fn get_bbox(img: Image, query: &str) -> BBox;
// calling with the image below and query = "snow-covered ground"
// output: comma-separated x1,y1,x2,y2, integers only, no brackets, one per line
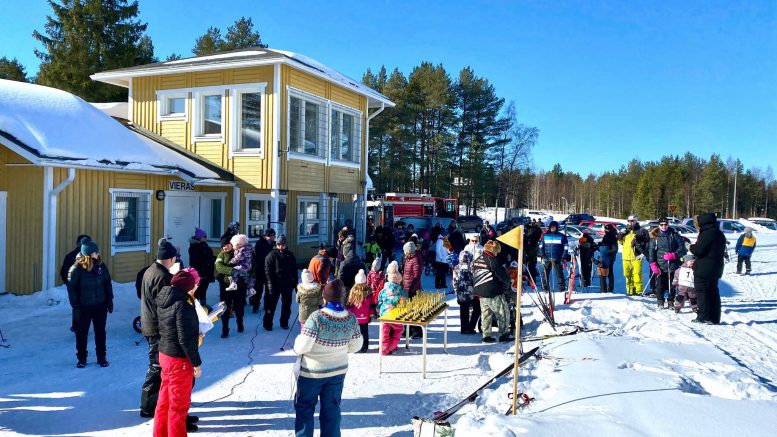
2,235,777,436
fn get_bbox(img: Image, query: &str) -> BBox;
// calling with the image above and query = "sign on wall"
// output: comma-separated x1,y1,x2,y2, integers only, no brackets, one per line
168,181,196,191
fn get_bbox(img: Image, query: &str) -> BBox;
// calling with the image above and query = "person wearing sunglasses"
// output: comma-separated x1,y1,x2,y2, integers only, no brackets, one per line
648,217,687,309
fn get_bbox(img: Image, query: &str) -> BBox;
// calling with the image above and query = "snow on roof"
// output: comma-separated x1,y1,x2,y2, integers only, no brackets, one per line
90,102,128,119
0,80,217,179
270,49,394,107
165,50,267,64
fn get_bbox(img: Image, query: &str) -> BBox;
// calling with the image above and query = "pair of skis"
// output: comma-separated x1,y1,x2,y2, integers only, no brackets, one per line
563,254,578,304
524,264,556,330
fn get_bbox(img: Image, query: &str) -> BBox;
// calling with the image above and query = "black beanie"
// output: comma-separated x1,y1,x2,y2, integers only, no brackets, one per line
157,238,177,260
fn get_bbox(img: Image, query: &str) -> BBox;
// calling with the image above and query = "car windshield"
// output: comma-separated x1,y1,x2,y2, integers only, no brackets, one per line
560,226,583,238
399,217,430,232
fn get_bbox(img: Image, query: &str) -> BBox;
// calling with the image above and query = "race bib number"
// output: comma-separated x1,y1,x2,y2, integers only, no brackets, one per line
678,267,694,288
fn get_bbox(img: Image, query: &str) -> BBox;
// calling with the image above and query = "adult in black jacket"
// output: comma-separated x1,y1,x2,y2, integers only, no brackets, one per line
689,213,727,324
67,240,112,368
377,225,395,270
524,223,542,282
576,230,597,288
648,218,687,308
188,228,215,305
154,269,203,436
264,235,298,330
61,234,91,332
472,240,512,343
214,238,247,337
337,236,362,290
250,228,276,313
139,238,177,417
599,225,619,293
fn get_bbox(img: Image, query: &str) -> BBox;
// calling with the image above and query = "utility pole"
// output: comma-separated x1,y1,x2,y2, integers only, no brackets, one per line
732,165,738,219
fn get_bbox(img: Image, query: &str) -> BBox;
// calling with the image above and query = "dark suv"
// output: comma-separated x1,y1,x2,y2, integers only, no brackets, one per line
563,213,595,225
457,215,484,232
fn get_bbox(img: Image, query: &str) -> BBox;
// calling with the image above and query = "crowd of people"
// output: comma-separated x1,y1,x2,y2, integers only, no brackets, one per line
57,210,743,435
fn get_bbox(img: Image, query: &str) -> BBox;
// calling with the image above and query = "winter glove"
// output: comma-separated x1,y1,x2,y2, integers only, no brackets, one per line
663,252,676,261
107,301,113,314
72,306,80,322
636,254,645,261
650,262,661,275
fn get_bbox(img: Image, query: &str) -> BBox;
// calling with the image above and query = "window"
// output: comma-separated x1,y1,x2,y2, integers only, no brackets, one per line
199,194,226,244
246,195,271,241
229,84,266,155
298,197,321,241
330,106,361,163
158,91,187,120
194,90,224,140
288,90,327,158
110,189,151,253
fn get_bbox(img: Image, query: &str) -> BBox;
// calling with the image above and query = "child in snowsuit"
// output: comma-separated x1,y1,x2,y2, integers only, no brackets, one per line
296,269,323,325
366,258,385,317
454,251,480,334
227,234,255,295
346,269,372,353
377,261,407,355
735,227,757,275
672,255,698,313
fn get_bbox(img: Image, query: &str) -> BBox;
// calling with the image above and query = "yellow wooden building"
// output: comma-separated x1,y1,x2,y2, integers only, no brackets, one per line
0,48,393,294
91,48,394,266
0,79,231,294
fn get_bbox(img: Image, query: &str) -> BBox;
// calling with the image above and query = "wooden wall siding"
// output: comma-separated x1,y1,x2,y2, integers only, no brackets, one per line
329,166,360,194
0,147,7,191
287,160,325,192
54,169,171,287
330,84,362,110
132,66,276,190
6,166,43,293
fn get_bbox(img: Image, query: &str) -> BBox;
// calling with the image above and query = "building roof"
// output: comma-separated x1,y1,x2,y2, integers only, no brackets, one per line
91,47,394,109
0,79,219,180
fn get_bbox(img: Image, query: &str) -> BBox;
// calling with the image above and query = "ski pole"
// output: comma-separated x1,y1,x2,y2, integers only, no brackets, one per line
280,311,300,351
134,334,145,346
642,272,655,296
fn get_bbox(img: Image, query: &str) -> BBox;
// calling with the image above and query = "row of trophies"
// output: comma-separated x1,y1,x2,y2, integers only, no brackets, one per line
392,291,447,323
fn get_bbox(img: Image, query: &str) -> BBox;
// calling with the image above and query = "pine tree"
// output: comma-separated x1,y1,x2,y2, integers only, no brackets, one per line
0,57,28,82
33,0,154,102
192,17,267,56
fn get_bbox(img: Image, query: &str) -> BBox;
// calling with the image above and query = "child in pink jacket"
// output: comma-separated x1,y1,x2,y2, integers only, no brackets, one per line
366,258,385,317
346,269,371,353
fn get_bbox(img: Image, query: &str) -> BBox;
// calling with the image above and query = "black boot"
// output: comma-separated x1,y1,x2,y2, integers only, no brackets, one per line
657,299,665,309
221,328,229,338
237,319,244,333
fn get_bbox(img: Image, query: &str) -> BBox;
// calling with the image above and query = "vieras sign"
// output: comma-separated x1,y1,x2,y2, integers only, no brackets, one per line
168,180,196,191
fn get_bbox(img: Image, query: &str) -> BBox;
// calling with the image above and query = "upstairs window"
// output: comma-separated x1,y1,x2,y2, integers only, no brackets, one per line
157,91,187,120
230,84,266,155
194,90,224,141
330,106,362,164
289,90,327,159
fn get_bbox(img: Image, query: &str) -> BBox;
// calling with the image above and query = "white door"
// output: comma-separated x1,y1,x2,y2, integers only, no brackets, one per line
164,193,199,266
0,192,6,293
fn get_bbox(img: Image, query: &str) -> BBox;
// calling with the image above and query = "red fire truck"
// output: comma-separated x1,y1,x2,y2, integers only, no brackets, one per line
368,193,458,227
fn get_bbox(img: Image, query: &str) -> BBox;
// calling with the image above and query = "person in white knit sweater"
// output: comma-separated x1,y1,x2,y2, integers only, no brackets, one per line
293,279,362,437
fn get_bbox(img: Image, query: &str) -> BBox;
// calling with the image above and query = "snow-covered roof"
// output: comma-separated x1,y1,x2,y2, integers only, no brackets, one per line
90,102,129,119
91,47,394,109
0,79,218,180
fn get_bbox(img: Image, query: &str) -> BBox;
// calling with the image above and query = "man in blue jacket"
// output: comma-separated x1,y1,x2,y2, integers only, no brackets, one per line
539,221,571,291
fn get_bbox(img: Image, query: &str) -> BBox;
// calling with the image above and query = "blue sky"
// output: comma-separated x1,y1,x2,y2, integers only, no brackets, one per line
1,0,775,175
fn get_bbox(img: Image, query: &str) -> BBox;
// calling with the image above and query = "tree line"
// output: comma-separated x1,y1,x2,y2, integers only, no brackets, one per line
531,155,775,220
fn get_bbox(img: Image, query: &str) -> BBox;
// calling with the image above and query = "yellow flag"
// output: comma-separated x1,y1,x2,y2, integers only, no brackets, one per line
497,225,524,249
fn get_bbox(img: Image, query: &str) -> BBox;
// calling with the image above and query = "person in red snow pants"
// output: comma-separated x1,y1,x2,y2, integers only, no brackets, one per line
154,353,194,437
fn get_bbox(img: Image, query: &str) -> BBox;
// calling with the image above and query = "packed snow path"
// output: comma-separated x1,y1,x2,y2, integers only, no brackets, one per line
1,236,776,436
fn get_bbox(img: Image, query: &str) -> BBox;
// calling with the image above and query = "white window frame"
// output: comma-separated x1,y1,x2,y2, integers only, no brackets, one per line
287,87,328,164
157,89,188,121
246,193,272,242
229,83,267,158
192,86,227,143
297,195,322,243
109,188,152,255
200,192,227,248
329,102,362,168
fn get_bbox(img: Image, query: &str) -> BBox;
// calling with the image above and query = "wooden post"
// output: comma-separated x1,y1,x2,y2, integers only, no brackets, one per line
511,226,524,415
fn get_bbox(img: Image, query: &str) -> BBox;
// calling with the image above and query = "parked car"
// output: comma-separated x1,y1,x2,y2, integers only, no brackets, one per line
719,219,746,234
495,216,532,235
526,210,552,222
748,217,777,230
578,220,626,236
457,215,484,232
563,213,595,225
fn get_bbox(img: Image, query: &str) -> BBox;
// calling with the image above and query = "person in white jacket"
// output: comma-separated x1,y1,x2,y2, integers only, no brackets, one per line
293,279,362,437
434,231,452,289
463,234,484,263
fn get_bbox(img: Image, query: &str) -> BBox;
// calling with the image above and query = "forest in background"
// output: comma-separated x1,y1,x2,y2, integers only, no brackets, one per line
1,1,773,220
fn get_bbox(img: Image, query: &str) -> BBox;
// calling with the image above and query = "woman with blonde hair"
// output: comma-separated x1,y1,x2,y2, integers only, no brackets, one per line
67,240,113,368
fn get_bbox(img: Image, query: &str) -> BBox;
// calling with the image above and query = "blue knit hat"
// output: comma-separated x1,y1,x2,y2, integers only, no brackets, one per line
81,241,99,257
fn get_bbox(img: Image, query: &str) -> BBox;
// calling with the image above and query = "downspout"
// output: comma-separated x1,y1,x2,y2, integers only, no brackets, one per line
271,63,282,231
43,167,76,290
363,102,385,251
